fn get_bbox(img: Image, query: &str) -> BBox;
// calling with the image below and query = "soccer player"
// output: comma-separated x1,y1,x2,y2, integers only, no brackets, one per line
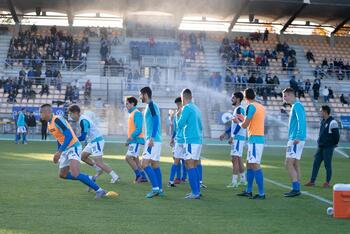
139,87,164,198
15,108,27,144
68,105,120,184
168,97,185,187
124,96,148,183
237,88,266,200
40,104,106,198
282,88,306,197
177,89,203,199
220,92,247,188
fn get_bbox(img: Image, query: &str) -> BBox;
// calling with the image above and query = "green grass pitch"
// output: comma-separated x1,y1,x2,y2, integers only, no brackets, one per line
0,140,349,234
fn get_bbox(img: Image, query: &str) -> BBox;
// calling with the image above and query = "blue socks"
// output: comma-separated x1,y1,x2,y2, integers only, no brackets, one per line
188,168,199,196
22,134,26,143
15,134,20,143
65,172,100,191
170,164,177,182
196,164,203,183
153,167,163,190
246,169,254,193
140,171,147,179
144,166,159,190
134,169,141,178
292,181,300,191
181,160,187,180
254,169,265,196
176,163,181,180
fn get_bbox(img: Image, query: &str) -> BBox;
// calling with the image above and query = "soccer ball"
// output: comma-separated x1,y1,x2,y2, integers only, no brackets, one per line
326,207,333,216
106,191,119,198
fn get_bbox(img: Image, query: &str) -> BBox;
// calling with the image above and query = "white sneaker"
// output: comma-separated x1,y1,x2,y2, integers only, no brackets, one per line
110,175,120,184
239,181,247,186
226,182,239,188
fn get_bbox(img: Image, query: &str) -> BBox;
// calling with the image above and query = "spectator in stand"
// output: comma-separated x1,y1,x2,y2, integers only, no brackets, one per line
322,86,329,103
305,79,311,93
328,87,334,99
340,94,349,106
263,28,269,42
40,84,49,96
65,85,73,102
312,80,320,101
56,72,62,92
306,50,316,62
7,90,17,103
84,79,92,101
149,35,155,47
289,76,299,94
322,58,328,68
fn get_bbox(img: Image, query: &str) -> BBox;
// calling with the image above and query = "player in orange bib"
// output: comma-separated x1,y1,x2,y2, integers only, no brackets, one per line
236,88,266,200
40,104,106,198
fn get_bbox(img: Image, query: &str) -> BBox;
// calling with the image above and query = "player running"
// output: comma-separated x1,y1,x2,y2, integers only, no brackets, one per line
139,87,164,198
282,88,306,197
40,104,106,198
177,89,203,199
220,92,247,188
68,105,120,184
124,96,148,183
15,108,28,144
237,88,266,200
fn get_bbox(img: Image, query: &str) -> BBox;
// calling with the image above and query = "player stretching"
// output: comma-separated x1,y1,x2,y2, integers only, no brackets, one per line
282,88,306,197
40,104,106,198
125,96,148,183
237,88,266,200
168,97,185,187
220,92,247,188
68,105,120,184
139,87,164,198
177,89,203,199
15,108,27,144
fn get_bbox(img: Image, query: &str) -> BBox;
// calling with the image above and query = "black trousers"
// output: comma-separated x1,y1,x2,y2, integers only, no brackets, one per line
41,127,47,140
310,147,335,183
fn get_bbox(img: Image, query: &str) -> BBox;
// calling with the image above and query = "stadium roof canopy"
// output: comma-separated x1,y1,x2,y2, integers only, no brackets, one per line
1,0,350,34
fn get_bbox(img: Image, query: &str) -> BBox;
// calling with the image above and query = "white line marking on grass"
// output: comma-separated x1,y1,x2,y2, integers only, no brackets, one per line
264,178,333,205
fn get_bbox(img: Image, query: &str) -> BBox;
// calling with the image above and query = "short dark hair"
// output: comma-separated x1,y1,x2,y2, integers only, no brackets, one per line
68,104,81,114
40,104,52,109
140,86,152,98
174,97,182,103
126,96,138,106
282,87,295,95
182,88,192,99
321,105,331,115
233,92,244,102
244,88,256,100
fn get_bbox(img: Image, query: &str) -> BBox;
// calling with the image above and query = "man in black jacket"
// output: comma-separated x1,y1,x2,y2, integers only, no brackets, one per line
305,105,340,188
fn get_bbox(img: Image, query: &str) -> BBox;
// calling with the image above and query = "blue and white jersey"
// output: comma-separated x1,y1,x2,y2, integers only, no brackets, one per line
173,114,185,144
177,101,203,144
78,114,104,143
231,105,246,140
17,112,26,127
288,100,307,141
144,101,162,142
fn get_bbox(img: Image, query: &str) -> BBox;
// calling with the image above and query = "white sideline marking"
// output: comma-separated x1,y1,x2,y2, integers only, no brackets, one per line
264,178,333,205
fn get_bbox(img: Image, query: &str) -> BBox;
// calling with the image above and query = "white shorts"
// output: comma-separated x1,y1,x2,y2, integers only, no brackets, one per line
184,144,202,161
59,146,82,169
82,140,104,157
17,126,27,133
247,143,264,164
230,139,245,157
142,140,161,161
173,143,185,159
126,143,142,158
286,140,305,160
